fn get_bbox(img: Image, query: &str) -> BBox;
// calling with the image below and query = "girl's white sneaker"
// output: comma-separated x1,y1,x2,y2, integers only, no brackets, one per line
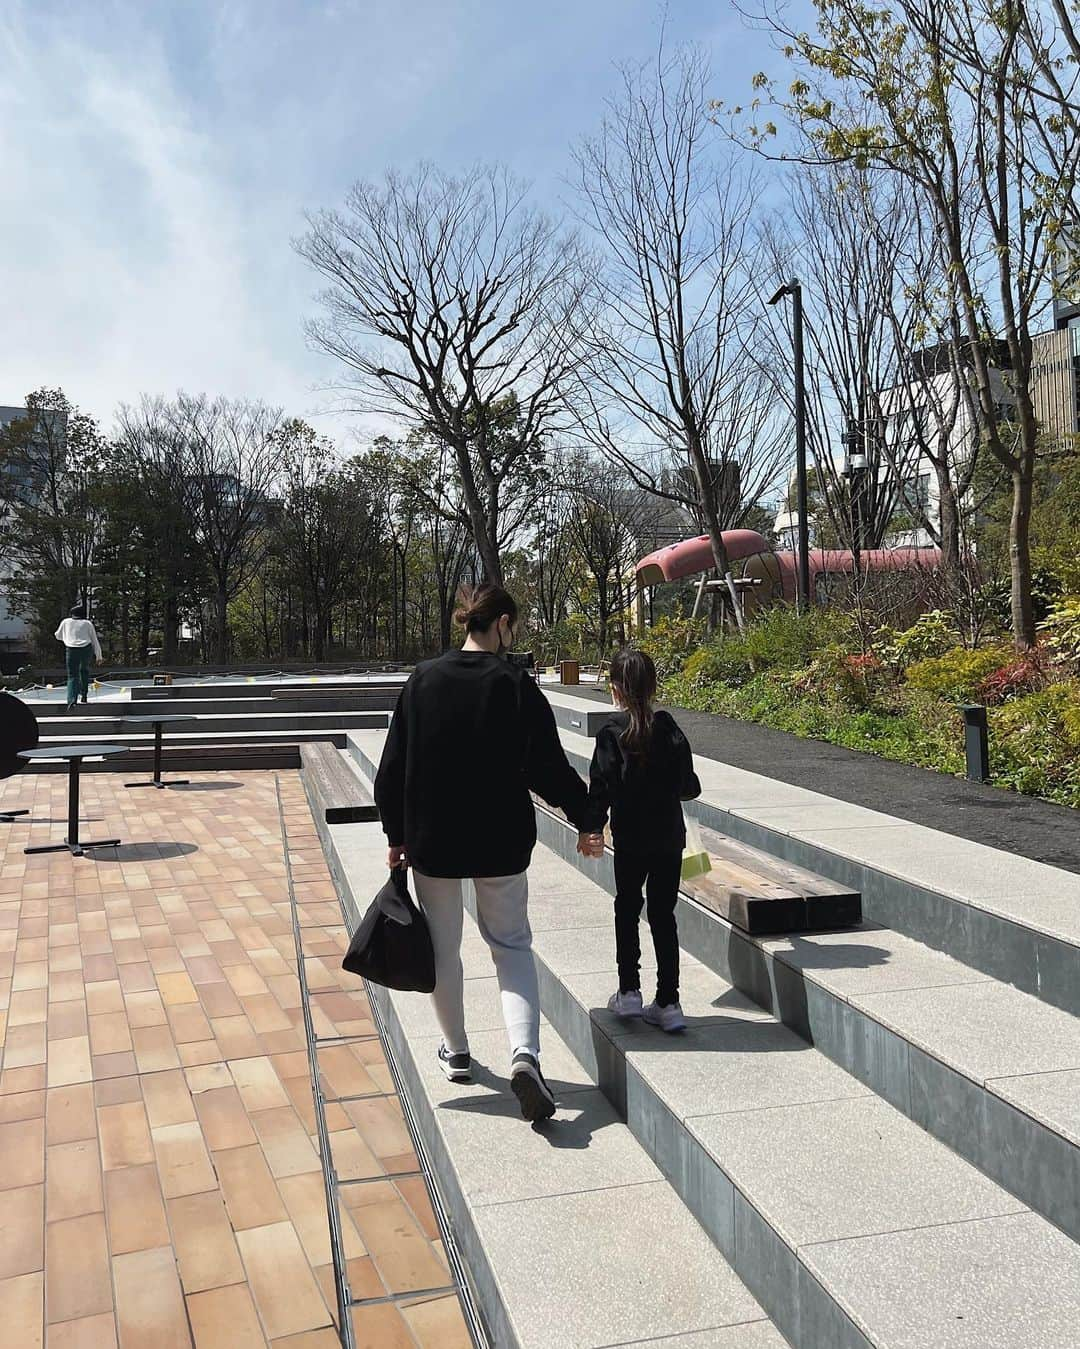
607,989,644,1018
643,1001,686,1032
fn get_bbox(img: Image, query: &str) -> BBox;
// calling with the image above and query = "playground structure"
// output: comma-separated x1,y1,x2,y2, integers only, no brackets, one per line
634,529,943,626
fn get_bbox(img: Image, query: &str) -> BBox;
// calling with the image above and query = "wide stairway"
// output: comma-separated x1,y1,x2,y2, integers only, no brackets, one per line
15,679,398,772
307,710,1080,1348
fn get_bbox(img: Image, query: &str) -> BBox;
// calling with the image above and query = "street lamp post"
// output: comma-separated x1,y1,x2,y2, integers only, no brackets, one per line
841,423,868,575
769,279,811,611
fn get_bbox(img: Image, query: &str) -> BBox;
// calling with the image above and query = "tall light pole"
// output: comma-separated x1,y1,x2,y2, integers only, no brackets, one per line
769,279,811,611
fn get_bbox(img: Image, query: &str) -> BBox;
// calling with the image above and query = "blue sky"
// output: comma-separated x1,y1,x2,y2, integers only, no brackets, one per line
0,1,792,438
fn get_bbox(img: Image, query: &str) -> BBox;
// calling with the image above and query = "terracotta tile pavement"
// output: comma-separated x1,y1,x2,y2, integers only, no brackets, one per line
0,770,471,1348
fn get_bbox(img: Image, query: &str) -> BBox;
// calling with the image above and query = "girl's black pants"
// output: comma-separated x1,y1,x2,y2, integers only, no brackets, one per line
613,847,681,1007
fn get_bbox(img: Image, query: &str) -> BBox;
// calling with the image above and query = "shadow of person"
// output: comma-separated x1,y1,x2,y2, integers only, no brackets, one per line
764,928,893,973
591,1007,812,1055
437,1059,614,1147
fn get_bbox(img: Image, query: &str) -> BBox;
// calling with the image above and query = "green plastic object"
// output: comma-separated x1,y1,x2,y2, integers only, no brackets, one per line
681,849,712,882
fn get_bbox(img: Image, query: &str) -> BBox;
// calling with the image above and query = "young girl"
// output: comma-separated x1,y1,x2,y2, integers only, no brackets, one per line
586,648,702,1032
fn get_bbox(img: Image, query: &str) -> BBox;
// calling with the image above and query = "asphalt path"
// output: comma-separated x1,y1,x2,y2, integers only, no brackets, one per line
558,683,1080,874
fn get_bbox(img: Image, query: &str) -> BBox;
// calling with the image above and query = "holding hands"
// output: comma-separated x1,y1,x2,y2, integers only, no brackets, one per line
577,831,604,859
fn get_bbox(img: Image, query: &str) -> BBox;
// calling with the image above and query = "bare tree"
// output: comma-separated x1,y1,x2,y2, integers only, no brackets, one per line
273,420,371,660
530,477,579,633
763,167,926,553
296,165,586,584
564,455,654,654
173,393,284,662
571,47,788,629
750,0,1080,646
114,396,204,662
1,389,106,645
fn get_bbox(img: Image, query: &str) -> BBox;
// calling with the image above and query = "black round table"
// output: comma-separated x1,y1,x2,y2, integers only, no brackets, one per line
19,743,127,856
121,714,199,789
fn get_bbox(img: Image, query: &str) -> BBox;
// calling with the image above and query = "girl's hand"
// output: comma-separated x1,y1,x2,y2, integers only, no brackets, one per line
577,832,604,858
388,845,408,869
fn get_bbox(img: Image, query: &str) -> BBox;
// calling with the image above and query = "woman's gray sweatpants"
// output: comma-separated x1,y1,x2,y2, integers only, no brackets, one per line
412,870,540,1062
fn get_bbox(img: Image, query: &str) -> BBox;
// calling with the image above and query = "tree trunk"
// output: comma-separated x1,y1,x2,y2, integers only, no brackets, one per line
934,461,962,577
163,589,180,664
215,583,229,664
139,579,152,664
687,433,745,633
451,440,502,584
1010,463,1036,649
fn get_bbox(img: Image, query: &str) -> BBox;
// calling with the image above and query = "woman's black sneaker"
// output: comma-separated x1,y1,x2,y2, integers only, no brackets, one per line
437,1044,472,1082
511,1052,556,1121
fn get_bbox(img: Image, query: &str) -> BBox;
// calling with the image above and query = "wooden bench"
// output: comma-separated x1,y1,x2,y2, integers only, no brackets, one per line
680,823,860,934
300,743,378,824
533,793,861,935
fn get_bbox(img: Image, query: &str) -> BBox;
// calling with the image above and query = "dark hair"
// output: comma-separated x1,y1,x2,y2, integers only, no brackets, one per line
453,583,518,635
69,604,86,619
609,647,657,758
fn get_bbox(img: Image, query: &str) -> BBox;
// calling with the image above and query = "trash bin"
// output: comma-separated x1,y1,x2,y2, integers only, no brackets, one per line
558,660,579,686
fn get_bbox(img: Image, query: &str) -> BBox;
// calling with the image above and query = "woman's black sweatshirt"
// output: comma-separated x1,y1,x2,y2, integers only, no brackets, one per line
587,709,702,854
374,650,593,878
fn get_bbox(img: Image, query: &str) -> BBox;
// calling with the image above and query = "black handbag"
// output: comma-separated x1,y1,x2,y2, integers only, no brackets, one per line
341,867,436,992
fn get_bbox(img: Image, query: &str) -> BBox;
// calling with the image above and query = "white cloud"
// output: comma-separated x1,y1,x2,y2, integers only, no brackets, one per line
0,6,325,430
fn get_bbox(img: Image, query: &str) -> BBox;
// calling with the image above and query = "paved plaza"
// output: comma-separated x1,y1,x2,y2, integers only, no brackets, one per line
0,769,469,1349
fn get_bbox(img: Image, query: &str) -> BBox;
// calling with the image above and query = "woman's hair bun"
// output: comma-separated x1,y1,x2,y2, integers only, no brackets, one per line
454,583,519,635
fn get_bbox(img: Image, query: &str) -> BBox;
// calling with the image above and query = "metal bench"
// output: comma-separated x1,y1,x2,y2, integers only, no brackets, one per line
300,742,378,824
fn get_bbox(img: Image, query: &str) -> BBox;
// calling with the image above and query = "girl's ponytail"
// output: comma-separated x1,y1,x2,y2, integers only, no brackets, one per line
609,647,658,759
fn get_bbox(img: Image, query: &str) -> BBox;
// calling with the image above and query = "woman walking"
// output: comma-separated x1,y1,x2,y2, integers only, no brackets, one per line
374,583,599,1122
55,604,102,710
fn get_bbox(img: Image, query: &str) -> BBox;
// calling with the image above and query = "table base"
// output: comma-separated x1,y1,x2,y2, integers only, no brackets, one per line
1,809,29,822
124,778,191,789
25,836,122,858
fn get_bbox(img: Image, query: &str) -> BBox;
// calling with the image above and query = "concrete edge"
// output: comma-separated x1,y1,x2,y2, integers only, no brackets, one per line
533,807,1080,1247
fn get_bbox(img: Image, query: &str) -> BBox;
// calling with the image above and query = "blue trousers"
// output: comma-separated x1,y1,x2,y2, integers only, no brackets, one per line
65,646,92,706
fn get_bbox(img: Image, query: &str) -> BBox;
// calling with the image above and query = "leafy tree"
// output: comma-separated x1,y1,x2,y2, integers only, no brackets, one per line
747,0,1080,647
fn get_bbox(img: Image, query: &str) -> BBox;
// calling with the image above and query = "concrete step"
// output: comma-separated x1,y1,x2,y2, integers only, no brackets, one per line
534,797,1080,1249
36,710,390,737
540,708,1080,1020
323,818,787,1349
21,730,348,772
347,728,1080,1278
22,693,399,717
129,679,405,700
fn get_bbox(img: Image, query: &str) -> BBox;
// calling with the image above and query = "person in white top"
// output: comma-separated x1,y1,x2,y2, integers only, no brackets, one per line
55,604,102,710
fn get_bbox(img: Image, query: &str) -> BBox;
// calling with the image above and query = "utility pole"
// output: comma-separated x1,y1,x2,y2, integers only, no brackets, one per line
769,279,811,610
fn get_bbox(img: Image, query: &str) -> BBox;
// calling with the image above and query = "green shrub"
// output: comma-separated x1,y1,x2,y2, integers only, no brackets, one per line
637,611,706,679
737,604,854,672
1041,597,1080,667
874,610,958,670
683,641,753,687
990,683,1080,806
978,648,1050,705
904,645,1010,700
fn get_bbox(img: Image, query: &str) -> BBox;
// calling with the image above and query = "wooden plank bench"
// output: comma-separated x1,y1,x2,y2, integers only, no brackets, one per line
532,793,861,935
681,823,860,934
300,743,379,824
